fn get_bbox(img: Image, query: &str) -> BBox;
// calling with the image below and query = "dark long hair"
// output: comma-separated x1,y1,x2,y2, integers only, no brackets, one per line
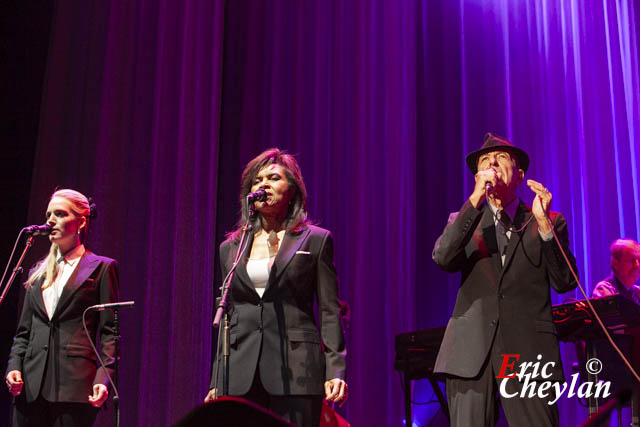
227,148,310,240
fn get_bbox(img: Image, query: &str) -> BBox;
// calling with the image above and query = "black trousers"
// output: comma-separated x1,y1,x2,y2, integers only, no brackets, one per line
242,367,323,427
446,327,559,427
13,396,98,427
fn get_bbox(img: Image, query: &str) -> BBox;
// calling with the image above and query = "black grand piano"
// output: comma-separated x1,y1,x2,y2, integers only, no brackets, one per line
394,295,640,425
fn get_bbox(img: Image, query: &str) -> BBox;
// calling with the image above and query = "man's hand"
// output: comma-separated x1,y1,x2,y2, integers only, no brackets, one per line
527,179,552,234
88,384,109,408
204,388,217,403
469,169,499,208
6,370,23,397
324,378,348,407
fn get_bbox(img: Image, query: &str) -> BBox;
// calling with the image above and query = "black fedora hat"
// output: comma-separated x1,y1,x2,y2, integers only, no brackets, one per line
465,133,530,174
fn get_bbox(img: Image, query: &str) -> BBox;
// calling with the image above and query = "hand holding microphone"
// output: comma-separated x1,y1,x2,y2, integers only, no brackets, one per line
469,168,499,208
484,171,497,194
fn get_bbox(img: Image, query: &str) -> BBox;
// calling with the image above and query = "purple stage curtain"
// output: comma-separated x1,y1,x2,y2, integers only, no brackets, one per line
24,0,639,426
27,1,226,425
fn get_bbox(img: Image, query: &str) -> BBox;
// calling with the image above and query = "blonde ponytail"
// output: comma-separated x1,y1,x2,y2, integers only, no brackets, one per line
25,244,59,290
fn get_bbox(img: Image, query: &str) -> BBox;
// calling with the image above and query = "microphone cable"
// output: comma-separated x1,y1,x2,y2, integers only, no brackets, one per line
541,198,640,384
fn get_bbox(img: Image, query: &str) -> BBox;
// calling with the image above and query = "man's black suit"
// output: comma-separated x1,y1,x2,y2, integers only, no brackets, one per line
6,252,118,420
432,200,578,426
210,224,346,397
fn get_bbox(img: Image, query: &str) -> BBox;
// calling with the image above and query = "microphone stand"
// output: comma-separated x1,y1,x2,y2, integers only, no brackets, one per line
113,308,121,427
83,303,133,427
0,235,33,307
213,199,255,397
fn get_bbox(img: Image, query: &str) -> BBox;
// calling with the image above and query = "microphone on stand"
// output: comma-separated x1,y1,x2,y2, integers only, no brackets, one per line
22,224,52,236
81,300,135,426
0,225,52,307
87,301,135,311
247,189,268,203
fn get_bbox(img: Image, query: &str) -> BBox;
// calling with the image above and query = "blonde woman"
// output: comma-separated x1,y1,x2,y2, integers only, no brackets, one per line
5,189,118,427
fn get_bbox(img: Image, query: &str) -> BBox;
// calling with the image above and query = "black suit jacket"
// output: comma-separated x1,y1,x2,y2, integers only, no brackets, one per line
6,252,119,403
432,200,578,382
210,225,346,396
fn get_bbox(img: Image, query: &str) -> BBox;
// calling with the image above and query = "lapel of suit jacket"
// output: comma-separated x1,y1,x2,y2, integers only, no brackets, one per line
501,200,531,277
31,277,48,319
479,205,502,278
267,227,311,289
52,252,101,320
230,231,257,296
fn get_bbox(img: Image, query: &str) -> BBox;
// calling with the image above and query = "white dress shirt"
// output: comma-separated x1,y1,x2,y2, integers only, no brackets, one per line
246,256,273,297
42,244,85,319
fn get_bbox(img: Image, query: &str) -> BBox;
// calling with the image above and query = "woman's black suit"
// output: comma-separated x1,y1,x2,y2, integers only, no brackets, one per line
6,252,118,424
210,224,346,397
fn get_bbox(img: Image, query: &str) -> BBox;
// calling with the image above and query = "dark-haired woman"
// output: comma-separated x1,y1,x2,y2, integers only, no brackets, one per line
5,189,118,427
205,149,347,426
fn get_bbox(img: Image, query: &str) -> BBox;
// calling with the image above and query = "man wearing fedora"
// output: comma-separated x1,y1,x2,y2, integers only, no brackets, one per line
432,133,578,426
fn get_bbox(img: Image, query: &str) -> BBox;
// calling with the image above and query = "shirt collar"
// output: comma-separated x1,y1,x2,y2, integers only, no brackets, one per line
56,244,86,267
488,197,519,221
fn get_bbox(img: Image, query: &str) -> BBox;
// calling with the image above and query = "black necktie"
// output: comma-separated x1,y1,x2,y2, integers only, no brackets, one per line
496,210,512,262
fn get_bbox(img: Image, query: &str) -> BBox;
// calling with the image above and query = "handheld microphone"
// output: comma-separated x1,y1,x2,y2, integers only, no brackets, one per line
23,224,52,236
485,183,494,194
87,301,135,311
485,168,498,195
247,189,268,203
